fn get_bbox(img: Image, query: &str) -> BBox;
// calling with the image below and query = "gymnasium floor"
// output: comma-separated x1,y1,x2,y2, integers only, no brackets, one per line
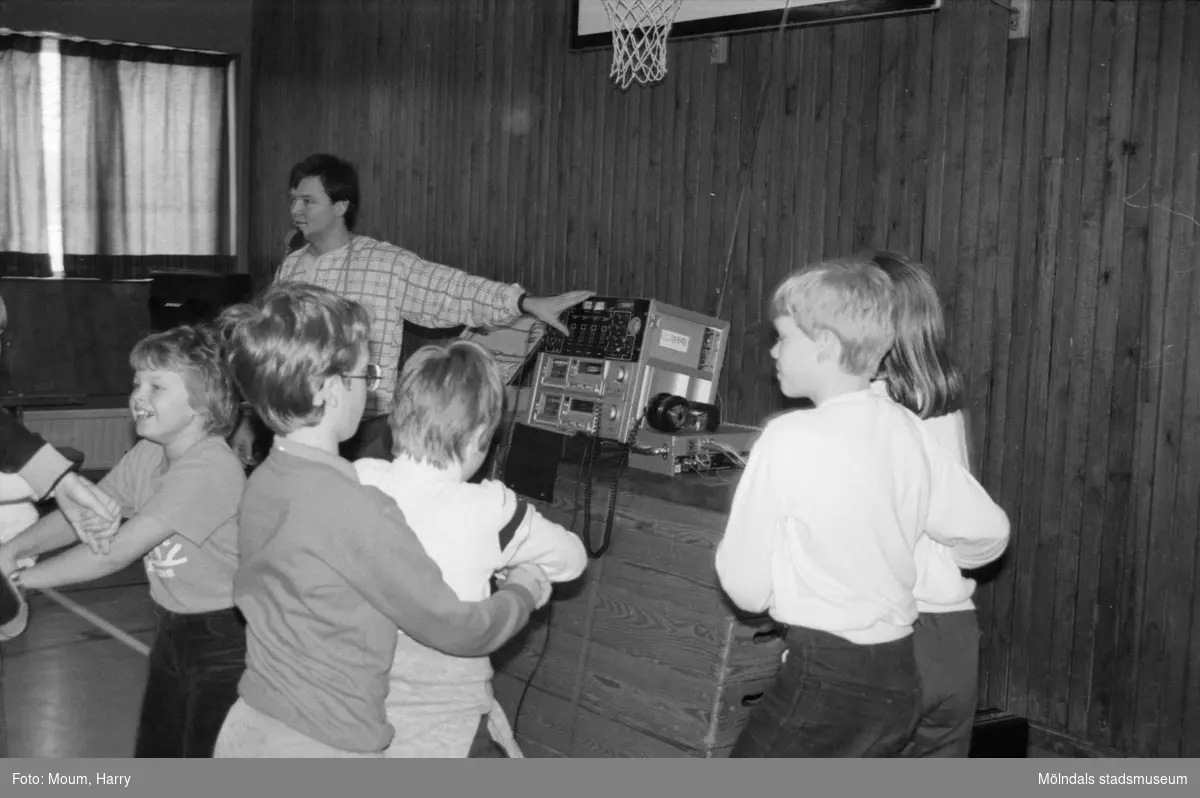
2,562,154,757
1,561,1059,759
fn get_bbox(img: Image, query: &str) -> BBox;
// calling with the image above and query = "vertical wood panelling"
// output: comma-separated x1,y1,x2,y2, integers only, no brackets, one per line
1035,0,1094,729
1068,0,1137,744
1136,0,1199,757
976,8,1028,708
1118,0,1185,755
248,0,1200,756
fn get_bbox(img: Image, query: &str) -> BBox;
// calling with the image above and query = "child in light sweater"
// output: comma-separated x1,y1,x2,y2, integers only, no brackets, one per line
870,250,986,757
715,257,1010,757
356,340,587,758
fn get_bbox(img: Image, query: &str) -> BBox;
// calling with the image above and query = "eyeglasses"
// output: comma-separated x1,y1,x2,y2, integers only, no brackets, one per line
345,363,382,392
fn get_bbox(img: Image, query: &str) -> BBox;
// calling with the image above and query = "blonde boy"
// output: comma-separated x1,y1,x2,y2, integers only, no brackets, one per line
715,257,1009,758
356,340,586,758
213,284,546,758
1,324,247,757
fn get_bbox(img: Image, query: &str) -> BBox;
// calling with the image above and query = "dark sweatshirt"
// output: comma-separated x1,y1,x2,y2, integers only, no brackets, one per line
233,439,537,753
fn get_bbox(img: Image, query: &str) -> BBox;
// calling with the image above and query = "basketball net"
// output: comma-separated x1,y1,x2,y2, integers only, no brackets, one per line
599,0,685,89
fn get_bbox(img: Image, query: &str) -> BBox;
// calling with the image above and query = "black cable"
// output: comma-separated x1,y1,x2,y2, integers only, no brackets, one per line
515,413,641,739
573,434,595,532
712,0,795,320
580,435,604,558
516,431,593,740
511,600,553,740
594,419,641,559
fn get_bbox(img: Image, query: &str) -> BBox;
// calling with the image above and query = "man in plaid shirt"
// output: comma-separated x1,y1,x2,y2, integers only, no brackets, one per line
276,153,591,460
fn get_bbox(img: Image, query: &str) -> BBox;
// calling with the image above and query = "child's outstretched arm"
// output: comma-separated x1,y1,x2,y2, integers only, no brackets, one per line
12,512,174,591
0,412,121,541
0,510,89,576
329,497,541,657
715,429,783,614
922,432,1010,569
7,440,242,589
491,484,587,583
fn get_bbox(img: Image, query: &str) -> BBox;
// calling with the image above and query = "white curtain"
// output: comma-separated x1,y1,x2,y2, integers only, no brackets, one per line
60,40,229,256
0,36,47,254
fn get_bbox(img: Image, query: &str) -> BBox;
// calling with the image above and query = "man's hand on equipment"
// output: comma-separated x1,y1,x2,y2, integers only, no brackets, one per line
521,291,594,336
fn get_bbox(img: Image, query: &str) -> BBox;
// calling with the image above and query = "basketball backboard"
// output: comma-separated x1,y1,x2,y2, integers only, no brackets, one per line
570,0,943,50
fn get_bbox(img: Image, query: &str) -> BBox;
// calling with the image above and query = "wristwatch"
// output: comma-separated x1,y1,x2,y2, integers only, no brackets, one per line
517,292,529,314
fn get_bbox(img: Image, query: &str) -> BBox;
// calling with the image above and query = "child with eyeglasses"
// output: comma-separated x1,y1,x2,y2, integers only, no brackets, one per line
213,283,548,757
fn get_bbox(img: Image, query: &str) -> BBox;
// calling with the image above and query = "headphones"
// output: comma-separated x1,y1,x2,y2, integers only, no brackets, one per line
645,393,720,434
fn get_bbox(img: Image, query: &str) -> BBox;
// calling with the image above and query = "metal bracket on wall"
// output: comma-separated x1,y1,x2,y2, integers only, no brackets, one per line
710,36,729,65
1007,0,1031,40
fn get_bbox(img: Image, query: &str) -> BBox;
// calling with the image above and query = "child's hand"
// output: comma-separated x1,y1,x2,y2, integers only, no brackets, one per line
56,474,120,524
78,516,122,555
497,563,552,610
56,475,122,554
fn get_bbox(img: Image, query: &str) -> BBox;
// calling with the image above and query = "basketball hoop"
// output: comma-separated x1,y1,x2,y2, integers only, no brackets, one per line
598,0,685,89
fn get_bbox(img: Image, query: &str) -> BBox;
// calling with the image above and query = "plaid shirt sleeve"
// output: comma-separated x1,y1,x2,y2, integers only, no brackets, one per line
383,244,523,330
261,238,524,416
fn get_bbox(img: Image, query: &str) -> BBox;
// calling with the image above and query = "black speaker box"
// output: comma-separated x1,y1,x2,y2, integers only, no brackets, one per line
969,709,1029,757
148,270,254,331
498,423,565,503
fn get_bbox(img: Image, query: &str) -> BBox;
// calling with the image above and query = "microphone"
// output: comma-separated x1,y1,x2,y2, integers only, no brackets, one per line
285,227,306,254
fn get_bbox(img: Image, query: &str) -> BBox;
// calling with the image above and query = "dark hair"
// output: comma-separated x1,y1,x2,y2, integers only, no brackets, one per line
870,250,963,419
288,153,360,230
228,405,274,471
219,282,370,436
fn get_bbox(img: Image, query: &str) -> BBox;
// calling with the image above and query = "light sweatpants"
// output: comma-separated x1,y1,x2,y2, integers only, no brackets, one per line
213,698,383,759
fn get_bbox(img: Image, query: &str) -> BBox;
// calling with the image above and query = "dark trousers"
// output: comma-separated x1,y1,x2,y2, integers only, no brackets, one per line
731,626,921,758
900,610,980,758
467,714,508,758
134,605,247,758
339,414,393,462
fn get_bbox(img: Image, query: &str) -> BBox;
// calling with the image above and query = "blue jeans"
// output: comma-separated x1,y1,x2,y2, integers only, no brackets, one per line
731,625,921,758
134,605,247,758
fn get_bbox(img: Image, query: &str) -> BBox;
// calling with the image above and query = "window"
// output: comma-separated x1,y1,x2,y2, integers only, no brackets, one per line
39,38,63,273
2,29,235,276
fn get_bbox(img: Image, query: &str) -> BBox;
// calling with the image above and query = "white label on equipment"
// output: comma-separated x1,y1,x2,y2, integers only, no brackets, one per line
659,329,690,353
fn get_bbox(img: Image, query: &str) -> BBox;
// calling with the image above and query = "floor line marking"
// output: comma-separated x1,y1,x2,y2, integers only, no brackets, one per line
37,587,151,657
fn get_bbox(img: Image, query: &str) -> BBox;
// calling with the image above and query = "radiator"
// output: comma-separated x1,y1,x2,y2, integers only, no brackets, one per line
21,409,137,471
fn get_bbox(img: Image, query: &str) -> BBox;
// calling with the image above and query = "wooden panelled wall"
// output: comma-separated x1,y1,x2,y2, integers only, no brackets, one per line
248,0,1200,756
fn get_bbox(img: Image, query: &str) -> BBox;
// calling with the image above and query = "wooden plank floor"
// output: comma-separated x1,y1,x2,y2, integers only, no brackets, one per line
2,560,1067,758
1,563,155,758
